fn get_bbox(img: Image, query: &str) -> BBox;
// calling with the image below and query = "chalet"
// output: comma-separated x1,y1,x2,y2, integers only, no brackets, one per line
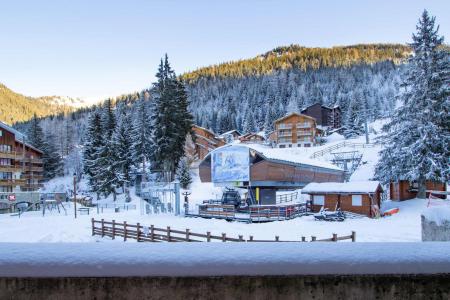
301,103,341,130
239,133,265,144
219,130,242,143
188,125,226,161
0,121,44,196
271,112,317,148
302,181,383,218
390,180,447,201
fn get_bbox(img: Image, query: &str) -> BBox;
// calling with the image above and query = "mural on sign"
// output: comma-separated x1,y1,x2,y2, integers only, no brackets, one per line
212,146,250,182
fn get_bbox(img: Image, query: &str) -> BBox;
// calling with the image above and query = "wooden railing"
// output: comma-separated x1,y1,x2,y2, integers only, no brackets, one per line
310,141,375,159
91,219,356,242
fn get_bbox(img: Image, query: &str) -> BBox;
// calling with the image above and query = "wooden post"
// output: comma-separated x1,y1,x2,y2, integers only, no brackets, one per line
112,220,116,240
150,225,155,242
222,233,226,242
91,218,95,236
167,226,171,242
185,229,190,242
275,236,279,242
238,235,244,242
311,236,316,242
101,219,105,237
332,233,337,242
206,231,211,242
136,223,140,242
301,236,306,242
249,235,254,242
123,221,127,241
351,231,356,242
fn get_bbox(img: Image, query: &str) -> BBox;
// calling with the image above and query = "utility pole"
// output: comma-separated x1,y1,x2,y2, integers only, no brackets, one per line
364,115,369,144
73,172,77,219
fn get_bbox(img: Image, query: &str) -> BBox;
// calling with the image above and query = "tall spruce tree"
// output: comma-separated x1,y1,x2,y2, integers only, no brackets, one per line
42,133,63,180
375,10,450,198
83,110,103,198
150,55,193,179
344,96,365,138
112,103,133,190
176,157,192,189
27,114,45,150
131,98,152,175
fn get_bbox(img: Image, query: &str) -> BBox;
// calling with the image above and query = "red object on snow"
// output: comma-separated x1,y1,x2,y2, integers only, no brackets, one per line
383,207,399,216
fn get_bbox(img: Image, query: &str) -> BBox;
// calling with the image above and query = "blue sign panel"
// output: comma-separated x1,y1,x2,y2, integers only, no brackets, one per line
212,146,250,182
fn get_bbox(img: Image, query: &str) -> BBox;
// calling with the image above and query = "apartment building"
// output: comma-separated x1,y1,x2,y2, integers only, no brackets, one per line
301,103,341,130
188,125,226,161
0,121,44,195
272,112,317,148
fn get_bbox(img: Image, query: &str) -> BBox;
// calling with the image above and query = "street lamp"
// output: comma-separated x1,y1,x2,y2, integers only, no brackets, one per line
73,172,77,219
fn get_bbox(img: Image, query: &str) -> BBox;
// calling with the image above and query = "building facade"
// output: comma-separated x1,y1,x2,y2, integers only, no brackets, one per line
0,122,44,195
188,125,226,161
301,103,341,129
273,113,317,148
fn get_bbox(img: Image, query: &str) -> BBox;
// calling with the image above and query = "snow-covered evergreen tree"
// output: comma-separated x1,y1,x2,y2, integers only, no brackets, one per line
375,10,450,198
26,114,45,150
42,132,63,180
150,55,193,179
344,96,365,138
131,98,152,174
111,103,133,190
176,157,192,189
82,110,103,198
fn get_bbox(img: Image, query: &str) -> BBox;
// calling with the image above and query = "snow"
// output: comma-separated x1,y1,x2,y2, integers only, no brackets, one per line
224,144,343,171
422,206,450,226
325,132,345,143
1,242,450,277
302,181,381,194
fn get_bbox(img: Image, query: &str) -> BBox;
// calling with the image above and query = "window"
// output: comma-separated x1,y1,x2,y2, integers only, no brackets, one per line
288,144,292,148
279,145,286,148
0,130,2,137
313,195,325,205
304,143,311,147
352,195,362,206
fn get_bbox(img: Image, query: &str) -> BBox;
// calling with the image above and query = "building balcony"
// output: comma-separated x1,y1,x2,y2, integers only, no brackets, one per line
0,151,17,159
296,123,312,129
297,131,313,136
0,166,22,172
0,151,43,164
277,131,292,137
278,139,293,144
0,179,27,186
277,124,293,129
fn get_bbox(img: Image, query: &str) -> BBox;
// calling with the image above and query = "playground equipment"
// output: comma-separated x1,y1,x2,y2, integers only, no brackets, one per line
140,181,181,216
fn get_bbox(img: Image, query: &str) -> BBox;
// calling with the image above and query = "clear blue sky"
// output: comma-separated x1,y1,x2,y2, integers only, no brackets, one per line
0,0,449,101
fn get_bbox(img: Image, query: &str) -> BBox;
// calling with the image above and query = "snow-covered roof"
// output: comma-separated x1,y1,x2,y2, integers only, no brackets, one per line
210,144,343,172
219,129,242,137
274,112,316,124
0,120,44,154
302,181,382,194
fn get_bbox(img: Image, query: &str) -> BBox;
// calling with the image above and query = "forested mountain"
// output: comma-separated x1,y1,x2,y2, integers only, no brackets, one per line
0,83,84,124
13,43,415,177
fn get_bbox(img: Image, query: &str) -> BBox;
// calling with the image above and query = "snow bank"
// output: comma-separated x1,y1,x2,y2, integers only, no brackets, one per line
1,243,450,277
302,181,381,194
422,206,450,226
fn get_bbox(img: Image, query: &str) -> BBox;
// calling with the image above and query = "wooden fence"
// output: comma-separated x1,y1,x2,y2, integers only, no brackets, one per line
91,219,356,243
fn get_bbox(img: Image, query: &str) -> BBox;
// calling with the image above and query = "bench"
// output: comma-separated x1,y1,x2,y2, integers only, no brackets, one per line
78,207,90,215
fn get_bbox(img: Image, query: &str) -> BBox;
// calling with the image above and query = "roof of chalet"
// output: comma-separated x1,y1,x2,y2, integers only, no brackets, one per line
0,120,44,154
192,125,220,138
219,129,242,137
273,112,316,124
302,181,382,194
207,144,343,172
301,103,341,112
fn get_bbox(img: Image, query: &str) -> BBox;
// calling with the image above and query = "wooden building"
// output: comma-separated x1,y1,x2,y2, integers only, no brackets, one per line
0,121,44,196
199,145,344,190
188,125,226,161
301,103,341,130
390,180,447,201
302,181,383,218
272,112,317,148
219,130,242,143
239,133,265,144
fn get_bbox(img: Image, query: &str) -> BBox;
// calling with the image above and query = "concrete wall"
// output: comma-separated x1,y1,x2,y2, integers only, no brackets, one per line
422,215,450,241
1,274,449,300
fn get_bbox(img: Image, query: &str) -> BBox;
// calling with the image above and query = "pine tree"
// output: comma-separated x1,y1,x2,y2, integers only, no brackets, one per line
343,96,365,138
150,55,193,179
26,114,45,150
42,132,63,180
82,110,103,198
375,10,450,198
112,104,133,190
131,98,152,175
176,157,192,189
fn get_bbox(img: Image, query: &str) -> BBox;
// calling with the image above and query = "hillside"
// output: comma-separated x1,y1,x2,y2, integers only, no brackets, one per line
181,44,411,82
0,83,80,124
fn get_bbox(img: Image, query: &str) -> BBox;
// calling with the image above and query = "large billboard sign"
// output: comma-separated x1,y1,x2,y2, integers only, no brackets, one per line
212,146,250,182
